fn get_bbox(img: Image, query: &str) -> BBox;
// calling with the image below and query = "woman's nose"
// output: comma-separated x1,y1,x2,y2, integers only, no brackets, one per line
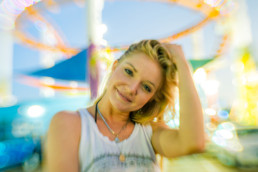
128,81,140,95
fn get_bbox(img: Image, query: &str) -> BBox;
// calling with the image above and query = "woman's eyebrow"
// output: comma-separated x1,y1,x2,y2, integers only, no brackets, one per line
126,62,137,72
147,81,156,89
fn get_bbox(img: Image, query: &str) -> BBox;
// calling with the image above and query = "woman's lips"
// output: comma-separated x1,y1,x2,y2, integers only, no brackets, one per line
116,89,132,102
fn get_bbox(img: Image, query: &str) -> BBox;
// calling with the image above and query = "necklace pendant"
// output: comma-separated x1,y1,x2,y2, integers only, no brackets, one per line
115,137,120,143
119,154,125,162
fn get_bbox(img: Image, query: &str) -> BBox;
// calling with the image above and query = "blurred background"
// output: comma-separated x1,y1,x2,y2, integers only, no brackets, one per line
0,0,258,171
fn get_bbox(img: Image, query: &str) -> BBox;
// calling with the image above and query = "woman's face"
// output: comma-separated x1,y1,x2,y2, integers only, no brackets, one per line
106,52,162,112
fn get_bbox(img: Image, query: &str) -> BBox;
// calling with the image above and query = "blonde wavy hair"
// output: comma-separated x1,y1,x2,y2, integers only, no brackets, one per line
95,40,178,124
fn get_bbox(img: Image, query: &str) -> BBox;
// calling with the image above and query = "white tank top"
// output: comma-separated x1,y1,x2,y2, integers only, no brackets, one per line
78,108,161,172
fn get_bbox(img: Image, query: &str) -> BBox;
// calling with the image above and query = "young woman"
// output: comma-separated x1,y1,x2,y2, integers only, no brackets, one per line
44,40,205,171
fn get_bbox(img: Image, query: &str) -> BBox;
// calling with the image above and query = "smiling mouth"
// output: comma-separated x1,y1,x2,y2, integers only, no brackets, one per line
116,89,132,102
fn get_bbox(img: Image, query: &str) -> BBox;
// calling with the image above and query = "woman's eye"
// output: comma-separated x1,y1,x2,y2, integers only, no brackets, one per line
125,68,133,76
143,84,151,93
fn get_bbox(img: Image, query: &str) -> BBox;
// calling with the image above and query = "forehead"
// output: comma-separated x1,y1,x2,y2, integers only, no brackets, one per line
120,53,162,87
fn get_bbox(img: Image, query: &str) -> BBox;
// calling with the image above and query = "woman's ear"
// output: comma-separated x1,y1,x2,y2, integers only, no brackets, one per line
111,60,119,72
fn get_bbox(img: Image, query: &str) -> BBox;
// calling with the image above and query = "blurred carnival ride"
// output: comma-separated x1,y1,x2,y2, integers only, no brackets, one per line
0,0,234,97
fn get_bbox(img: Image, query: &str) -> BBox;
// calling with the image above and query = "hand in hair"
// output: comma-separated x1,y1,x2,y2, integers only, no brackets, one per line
162,43,187,64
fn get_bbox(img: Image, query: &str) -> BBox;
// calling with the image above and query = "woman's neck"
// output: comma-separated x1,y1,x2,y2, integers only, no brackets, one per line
97,94,130,124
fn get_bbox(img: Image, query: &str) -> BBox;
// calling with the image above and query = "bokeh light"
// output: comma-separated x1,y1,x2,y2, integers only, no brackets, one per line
193,68,207,84
205,108,217,116
218,110,229,119
26,105,45,118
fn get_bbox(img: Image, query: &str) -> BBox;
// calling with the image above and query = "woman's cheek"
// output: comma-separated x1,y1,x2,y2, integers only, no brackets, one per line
140,93,152,104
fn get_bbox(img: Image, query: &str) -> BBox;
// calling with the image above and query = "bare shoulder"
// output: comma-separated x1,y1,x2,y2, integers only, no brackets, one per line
150,121,169,131
47,110,82,147
51,110,81,127
47,110,81,143
150,121,182,158
44,110,81,171
53,110,81,121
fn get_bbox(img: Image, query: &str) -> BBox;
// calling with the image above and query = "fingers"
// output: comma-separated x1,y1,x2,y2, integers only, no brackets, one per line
162,43,181,48
162,44,184,57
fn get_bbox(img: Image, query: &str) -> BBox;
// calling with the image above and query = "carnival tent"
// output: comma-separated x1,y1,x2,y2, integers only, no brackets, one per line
29,48,89,82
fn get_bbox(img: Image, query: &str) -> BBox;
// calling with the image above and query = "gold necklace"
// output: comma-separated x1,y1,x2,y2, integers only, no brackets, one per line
96,101,129,162
117,143,126,162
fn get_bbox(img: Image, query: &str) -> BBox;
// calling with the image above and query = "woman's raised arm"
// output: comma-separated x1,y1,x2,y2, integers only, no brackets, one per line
151,44,205,158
